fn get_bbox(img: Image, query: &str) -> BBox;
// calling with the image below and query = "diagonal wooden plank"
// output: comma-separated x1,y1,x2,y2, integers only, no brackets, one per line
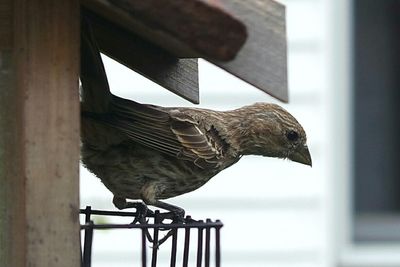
84,10,200,104
206,0,289,102
81,0,247,61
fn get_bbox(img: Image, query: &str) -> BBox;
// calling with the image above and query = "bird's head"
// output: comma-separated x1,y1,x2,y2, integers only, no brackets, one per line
234,103,312,166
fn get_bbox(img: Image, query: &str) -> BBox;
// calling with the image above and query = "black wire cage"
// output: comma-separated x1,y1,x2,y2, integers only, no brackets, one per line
80,206,223,267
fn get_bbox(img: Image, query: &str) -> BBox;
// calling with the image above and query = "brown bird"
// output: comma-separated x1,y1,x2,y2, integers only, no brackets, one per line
81,97,312,216
80,21,312,219
81,98,312,217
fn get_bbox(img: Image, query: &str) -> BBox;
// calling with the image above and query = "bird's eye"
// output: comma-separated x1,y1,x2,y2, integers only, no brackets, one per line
286,130,299,141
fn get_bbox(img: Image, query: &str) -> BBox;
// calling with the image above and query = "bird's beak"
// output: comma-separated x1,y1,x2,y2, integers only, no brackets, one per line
289,145,312,167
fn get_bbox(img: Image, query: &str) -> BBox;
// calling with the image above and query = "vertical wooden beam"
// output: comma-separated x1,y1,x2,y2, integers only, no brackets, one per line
0,1,20,266
0,1,81,266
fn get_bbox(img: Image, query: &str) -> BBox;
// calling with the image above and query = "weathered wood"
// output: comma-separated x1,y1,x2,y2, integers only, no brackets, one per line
84,10,199,103
0,52,23,266
81,0,247,61
0,2,20,263
0,1,81,266
0,3,22,266
0,0,12,48
207,0,289,102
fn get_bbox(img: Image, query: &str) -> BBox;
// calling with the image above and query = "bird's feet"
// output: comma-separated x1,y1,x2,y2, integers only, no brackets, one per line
151,200,185,223
157,209,185,223
112,196,154,224
131,202,154,224
113,197,185,223
112,197,188,247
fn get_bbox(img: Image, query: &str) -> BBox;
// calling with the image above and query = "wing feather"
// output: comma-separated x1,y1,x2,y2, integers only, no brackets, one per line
93,95,225,169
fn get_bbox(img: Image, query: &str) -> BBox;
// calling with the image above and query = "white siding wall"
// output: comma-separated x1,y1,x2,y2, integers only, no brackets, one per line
80,0,337,266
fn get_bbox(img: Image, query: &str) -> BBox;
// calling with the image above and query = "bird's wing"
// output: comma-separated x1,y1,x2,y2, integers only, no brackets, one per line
105,96,221,169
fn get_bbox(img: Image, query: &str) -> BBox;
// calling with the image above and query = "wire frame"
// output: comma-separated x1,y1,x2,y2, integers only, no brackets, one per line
80,206,223,267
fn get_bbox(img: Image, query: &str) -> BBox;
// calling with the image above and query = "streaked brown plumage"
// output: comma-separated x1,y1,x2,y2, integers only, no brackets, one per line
80,21,312,216
81,97,311,213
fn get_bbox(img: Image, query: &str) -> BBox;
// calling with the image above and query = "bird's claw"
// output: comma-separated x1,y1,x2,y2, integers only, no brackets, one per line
130,202,154,224
172,211,185,223
156,210,185,224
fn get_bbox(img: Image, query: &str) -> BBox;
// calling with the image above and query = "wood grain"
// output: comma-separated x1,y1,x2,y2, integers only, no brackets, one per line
0,0,12,48
207,0,289,102
84,10,199,103
0,2,24,265
0,50,22,267
0,0,81,266
81,0,247,61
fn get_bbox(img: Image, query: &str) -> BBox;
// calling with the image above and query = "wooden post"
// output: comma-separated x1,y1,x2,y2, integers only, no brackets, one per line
0,1,81,266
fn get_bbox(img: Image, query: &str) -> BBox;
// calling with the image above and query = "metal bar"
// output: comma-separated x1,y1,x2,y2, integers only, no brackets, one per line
80,222,223,230
196,222,204,267
80,208,142,218
84,206,91,223
170,228,178,267
215,222,221,267
82,206,92,267
79,208,224,266
141,229,147,267
182,223,191,267
82,221,94,267
205,220,211,267
151,211,160,267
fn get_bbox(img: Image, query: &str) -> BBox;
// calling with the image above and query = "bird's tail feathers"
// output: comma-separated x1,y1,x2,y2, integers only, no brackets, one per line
80,17,112,114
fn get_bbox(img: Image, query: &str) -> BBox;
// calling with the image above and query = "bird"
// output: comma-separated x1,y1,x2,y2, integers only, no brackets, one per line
81,98,312,217
80,20,312,220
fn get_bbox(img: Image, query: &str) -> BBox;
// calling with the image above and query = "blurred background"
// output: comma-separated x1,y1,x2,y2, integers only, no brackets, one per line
80,0,400,266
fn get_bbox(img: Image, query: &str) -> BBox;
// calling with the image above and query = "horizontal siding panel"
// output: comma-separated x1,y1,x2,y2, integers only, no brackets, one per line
286,0,323,43
88,250,321,267
81,159,322,203
104,54,324,107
